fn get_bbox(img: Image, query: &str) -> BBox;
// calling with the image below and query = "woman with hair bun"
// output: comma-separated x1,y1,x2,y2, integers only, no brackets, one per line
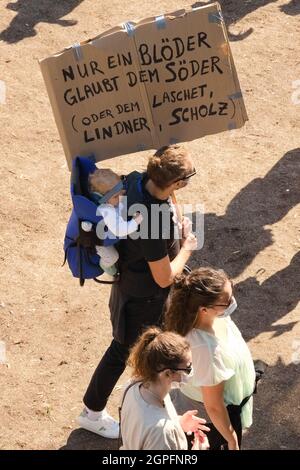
164,267,256,450
80,145,198,439
119,327,209,450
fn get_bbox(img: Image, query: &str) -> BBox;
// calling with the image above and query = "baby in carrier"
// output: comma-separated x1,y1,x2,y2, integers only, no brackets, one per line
81,168,143,277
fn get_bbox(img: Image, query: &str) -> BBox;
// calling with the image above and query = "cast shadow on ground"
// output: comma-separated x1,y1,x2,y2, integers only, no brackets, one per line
60,428,119,450
0,0,84,44
280,0,300,16
192,148,300,279
244,359,300,449
191,148,300,339
234,251,300,342
1,0,285,44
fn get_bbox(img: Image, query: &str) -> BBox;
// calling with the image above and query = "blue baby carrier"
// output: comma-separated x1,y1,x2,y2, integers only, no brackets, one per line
63,156,125,286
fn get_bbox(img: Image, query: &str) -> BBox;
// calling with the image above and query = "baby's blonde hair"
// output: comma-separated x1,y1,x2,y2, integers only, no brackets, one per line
89,169,120,195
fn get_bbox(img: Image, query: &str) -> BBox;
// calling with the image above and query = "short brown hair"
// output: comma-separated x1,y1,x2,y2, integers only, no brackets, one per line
147,144,192,189
164,267,229,336
128,326,190,382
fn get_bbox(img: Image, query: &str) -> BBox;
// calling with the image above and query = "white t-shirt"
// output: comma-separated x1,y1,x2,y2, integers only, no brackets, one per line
120,382,188,450
96,201,138,237
182,317,255,428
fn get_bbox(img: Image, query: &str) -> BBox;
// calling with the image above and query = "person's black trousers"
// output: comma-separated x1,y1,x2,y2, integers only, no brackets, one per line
83,294,167,411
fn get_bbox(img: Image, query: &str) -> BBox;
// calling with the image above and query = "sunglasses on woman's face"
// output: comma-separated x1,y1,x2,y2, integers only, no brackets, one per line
157,363,193,375
171,364,193,375
211,295,234,308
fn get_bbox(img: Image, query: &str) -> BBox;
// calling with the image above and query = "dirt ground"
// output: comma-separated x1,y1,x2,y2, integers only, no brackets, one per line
0,0,299,451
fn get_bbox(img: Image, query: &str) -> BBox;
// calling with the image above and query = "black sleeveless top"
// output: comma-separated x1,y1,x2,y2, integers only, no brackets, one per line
117,171,180,297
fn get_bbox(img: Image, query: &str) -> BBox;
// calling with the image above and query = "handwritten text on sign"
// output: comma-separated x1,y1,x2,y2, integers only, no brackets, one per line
63,32,228,143
39,4,247,166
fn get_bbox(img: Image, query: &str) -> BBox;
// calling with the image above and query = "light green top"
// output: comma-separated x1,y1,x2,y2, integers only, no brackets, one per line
182,317,255,428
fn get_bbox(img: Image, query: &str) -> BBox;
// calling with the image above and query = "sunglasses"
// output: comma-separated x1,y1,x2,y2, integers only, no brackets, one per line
157,363,193,375
174,168,197,183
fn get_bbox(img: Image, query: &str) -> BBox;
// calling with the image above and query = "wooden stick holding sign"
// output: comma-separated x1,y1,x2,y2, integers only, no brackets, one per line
171,192,196,248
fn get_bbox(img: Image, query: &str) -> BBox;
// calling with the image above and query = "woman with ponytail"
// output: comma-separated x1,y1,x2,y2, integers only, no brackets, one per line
119,327,209,450
164,268,256,450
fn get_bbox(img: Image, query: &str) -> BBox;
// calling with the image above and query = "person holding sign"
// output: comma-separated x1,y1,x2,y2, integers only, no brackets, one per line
164,267,256,450
119,327,210,450
78,145,198,438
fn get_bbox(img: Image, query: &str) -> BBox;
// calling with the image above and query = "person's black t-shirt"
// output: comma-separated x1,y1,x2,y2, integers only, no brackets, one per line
117,172,180,298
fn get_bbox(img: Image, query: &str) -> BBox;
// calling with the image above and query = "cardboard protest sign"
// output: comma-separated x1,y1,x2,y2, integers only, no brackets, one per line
39,2,248,168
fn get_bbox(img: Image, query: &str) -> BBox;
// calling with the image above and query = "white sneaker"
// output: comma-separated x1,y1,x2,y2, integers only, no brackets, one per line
77,408,119,439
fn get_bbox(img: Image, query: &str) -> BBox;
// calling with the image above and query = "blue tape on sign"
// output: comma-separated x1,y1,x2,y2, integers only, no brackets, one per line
170,137,179,145
124,22,135,37
137,143,147,152
229,92,243,100
72,42,83,61
208,12,223,24
228,122,237,130
155,15,166,30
